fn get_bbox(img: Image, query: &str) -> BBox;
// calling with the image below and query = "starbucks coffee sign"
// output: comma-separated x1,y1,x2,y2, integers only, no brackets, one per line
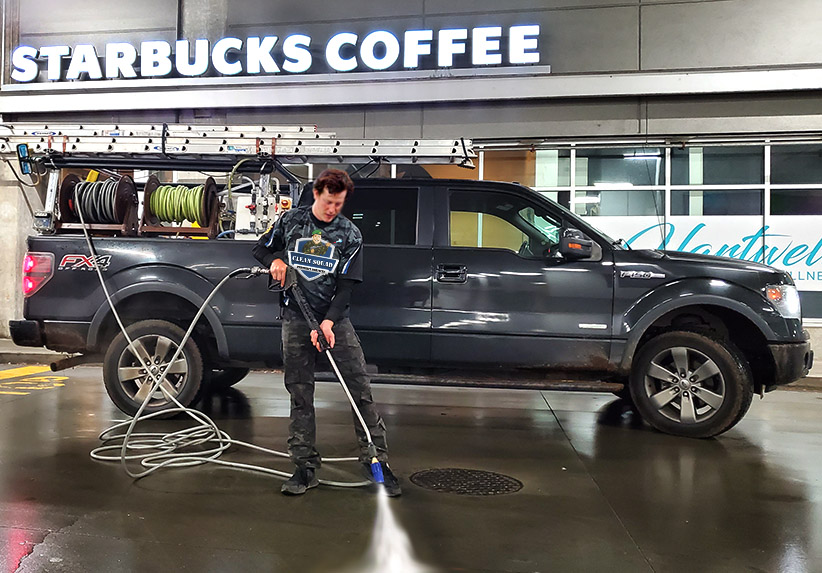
10,25,541,83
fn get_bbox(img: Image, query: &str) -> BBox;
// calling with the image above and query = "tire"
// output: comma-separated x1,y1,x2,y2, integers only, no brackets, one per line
103,319,204,417
629,331,753,438
207,366,250,390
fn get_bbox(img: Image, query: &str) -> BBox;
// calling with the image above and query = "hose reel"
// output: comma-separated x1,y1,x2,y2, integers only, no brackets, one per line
140,175,219,238
57,173,138,235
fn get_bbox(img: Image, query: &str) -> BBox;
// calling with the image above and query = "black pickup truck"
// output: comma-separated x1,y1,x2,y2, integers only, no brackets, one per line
11,178,814,438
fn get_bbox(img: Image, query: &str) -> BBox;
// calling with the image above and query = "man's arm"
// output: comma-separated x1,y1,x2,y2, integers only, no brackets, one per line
252,214,289,285
324,279,355,323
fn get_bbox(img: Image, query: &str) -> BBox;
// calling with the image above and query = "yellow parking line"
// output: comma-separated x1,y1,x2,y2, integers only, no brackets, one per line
0,366,50,381
0,390,30,395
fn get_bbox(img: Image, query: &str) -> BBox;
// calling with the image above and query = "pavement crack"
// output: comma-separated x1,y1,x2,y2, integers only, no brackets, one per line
13,516,81,573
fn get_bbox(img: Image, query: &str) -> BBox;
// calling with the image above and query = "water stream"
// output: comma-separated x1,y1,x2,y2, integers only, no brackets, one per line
341,488,435,573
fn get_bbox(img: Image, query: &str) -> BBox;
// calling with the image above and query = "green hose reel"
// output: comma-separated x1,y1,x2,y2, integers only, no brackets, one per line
142,175,218,237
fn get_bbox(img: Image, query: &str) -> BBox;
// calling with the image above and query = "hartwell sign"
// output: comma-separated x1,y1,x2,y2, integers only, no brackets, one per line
10,25,540,82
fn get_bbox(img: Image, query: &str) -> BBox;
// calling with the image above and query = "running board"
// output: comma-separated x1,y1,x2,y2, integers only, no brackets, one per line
315,371,625,393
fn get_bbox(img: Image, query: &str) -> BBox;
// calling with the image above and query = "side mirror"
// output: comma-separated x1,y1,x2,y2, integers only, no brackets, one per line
559,229,593,260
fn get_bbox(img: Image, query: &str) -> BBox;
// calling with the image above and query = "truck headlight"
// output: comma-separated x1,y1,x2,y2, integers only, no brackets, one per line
764,284,801,319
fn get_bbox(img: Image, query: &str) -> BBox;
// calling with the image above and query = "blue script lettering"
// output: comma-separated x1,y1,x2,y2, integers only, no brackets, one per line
626,224,822,270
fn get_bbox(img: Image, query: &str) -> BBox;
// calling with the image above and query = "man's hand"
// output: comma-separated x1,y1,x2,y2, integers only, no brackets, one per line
311,320,335,352
269,259,287,286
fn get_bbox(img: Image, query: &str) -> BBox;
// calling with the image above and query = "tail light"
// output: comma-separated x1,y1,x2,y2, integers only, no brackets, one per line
22,252,54,297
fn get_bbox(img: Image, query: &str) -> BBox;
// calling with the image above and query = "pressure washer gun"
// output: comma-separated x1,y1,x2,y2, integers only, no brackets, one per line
247,264,385,485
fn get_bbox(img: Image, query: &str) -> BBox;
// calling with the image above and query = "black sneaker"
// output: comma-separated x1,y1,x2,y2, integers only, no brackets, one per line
361,461,402,497
281,467,319,495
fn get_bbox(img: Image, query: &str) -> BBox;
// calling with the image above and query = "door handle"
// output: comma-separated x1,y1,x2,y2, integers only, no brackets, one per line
437,264,467,283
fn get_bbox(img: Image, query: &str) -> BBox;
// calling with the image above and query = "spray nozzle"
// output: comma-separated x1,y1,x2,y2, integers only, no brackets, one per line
367,443,384,483
370,457,384,484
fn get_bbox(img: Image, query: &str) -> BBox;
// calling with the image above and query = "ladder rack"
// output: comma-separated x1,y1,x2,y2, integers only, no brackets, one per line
1,122,475,238
0,123,476,167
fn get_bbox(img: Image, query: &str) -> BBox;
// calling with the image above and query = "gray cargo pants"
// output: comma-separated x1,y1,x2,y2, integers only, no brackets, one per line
281,307,389,469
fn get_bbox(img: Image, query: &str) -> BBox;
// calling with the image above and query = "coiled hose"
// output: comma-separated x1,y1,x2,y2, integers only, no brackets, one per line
150,184,206,225
74,202,369,487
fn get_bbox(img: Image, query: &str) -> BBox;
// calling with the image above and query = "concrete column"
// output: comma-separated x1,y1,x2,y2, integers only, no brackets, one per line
179,0,228,42
2,0,20,85
179,0,228,122
0,161,34,337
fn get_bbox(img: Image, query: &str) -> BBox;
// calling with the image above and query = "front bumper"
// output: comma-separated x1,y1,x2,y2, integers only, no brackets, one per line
768,339,813,388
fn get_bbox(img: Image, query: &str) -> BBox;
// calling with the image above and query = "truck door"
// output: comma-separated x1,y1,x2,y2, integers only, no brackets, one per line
342,182,432,365
431,185,614,369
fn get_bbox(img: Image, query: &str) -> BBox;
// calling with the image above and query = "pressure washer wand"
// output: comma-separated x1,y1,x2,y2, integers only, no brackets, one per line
255,265,385,484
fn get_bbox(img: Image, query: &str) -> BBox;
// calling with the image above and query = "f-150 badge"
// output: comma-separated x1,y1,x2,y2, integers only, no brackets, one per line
620,270,665,279
288,232,339,281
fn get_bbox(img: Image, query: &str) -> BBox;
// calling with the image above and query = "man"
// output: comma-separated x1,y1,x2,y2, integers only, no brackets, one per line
252,168,400,496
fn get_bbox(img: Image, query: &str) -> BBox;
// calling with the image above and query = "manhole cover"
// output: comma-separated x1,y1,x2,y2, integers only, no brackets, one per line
410,468,523,496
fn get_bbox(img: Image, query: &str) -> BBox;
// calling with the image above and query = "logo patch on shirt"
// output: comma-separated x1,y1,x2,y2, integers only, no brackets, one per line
289,235,339,281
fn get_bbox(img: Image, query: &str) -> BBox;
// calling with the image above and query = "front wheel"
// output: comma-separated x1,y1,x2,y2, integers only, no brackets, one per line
103,320,204,417
629,331,753,438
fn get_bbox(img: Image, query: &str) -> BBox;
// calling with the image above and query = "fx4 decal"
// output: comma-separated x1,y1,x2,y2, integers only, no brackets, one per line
58,254,112,271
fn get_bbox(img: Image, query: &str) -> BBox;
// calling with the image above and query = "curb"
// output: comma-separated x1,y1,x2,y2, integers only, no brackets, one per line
0,352,68,366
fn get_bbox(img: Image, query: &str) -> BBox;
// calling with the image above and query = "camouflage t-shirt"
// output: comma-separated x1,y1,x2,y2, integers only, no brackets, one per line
255,206,363,318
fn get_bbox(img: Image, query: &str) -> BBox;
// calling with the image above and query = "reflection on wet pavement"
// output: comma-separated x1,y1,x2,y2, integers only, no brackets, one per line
0,365,820,572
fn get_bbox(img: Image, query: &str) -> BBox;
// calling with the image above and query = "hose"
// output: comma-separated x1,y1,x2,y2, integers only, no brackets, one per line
72,178,120,224
150,184,205,225
76,205,370,487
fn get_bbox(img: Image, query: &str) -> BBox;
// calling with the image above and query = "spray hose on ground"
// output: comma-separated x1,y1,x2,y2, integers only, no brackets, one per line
76,199,380,488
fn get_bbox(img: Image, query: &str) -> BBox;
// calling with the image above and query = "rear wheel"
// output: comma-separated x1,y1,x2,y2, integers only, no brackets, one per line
103,320,204,417
630,331,753,438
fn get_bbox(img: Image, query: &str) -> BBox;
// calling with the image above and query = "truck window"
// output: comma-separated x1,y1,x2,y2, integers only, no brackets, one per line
449,190,561,258
343,186,418,245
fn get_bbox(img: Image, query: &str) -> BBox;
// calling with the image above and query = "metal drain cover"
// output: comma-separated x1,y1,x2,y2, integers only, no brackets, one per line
410,468,523,496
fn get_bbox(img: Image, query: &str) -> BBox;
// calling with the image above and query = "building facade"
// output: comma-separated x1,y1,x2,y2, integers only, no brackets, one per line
2,0,822,348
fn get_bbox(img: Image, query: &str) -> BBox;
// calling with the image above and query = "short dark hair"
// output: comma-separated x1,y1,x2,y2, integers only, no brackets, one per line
314,168,354,196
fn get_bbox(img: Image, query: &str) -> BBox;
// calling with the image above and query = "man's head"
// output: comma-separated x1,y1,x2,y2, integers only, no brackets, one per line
311,230,322,244
312,169,354,223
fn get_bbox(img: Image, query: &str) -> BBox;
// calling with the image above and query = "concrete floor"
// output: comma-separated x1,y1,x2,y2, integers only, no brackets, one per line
0,365,821,572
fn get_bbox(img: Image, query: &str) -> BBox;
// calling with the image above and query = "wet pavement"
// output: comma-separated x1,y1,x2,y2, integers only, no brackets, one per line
0,364,821,572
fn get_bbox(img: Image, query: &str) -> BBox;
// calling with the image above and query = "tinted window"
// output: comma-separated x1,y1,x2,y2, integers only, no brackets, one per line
771,189,822,215
672,189,763,215
671,146,764,185
342,186,418,245
449,190,561,259
771,145,822,184
576,148,665,186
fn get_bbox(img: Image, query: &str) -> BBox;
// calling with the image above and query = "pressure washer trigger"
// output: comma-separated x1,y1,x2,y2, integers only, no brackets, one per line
282,266,298,290
370,457,385,484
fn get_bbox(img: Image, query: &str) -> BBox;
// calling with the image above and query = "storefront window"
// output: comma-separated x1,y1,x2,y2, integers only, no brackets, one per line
575,148,664,186
771,189,822,215
534,149,571,187
420,164,478,180
671,146,764,185
672,189,763,216
483,150,536,187
771,144,822,184
574,189,664,217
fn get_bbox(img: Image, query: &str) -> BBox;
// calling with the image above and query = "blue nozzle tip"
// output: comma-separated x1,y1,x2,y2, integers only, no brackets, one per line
370,458,384,484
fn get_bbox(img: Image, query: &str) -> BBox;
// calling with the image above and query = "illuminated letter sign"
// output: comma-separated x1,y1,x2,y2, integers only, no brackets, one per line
9,24,542,83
